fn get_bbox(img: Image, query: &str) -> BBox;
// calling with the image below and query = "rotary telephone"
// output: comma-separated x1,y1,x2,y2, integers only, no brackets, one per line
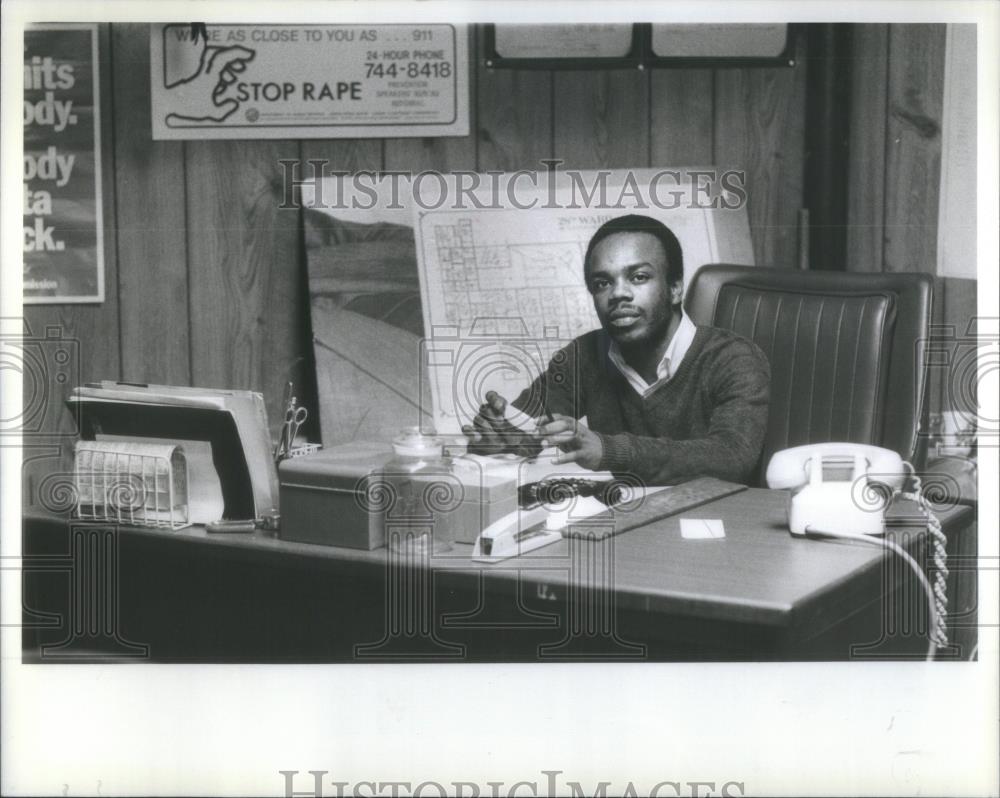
766,443,905,536
766,443,949,657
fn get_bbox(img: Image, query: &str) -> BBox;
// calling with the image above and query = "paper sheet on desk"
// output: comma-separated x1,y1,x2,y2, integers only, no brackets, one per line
97,434,224,524
680,518,726,539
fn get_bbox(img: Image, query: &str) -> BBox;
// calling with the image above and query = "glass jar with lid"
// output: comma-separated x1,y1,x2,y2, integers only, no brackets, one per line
380,427,458,554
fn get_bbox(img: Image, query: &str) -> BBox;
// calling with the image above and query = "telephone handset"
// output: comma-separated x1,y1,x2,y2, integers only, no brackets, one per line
766,442,904,490
766,442,950,657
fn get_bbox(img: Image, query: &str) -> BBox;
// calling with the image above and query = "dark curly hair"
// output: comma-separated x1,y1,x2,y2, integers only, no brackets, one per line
583,214,683,285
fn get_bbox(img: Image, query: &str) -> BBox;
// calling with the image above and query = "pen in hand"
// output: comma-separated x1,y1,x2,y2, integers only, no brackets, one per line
463,391,544,458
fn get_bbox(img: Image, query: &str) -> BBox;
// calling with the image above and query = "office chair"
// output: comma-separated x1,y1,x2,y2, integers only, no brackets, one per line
685,265,934,485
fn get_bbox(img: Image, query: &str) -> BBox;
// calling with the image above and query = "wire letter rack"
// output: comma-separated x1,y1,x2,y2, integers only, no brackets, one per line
74,441,190,529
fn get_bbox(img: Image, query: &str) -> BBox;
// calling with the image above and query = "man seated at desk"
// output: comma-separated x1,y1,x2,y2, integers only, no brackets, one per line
462,214,771,485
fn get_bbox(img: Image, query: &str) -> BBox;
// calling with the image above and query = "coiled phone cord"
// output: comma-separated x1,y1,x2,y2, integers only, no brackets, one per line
804,462,949,661
899,462,950,653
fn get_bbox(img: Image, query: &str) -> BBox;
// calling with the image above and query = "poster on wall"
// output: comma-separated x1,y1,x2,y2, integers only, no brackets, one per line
23,23,105,304
149,23,469,139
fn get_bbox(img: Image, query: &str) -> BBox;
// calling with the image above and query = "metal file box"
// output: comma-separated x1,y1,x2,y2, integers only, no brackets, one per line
278,441,395,550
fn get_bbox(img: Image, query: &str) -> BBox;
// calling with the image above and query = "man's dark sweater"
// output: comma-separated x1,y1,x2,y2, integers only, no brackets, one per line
511,325,771,485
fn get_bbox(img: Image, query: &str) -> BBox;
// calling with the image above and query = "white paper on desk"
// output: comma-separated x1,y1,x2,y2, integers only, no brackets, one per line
680,518,726,539
97,434,224,524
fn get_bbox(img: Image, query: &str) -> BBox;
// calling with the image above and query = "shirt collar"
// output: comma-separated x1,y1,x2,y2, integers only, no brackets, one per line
607,310,698,397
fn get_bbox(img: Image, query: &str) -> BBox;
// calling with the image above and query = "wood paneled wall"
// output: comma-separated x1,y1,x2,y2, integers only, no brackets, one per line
845,23,977,420
23,23,969,498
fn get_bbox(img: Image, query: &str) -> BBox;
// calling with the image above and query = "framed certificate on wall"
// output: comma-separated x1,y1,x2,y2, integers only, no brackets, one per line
649,23,795,66
484,24,643,69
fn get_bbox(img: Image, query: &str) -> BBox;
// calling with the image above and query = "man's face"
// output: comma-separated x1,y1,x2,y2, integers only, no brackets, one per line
585,232,677,347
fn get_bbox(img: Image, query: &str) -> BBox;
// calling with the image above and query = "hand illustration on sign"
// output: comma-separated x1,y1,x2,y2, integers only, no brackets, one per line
163,34,256,126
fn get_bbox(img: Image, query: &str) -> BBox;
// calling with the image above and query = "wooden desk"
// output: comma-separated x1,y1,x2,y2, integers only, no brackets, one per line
21,488,976,662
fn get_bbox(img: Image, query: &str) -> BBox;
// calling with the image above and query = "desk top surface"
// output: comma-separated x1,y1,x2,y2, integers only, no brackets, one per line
26,488,973,632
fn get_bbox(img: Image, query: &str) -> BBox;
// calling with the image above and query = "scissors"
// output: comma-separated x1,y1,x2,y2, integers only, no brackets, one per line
279,400,308,460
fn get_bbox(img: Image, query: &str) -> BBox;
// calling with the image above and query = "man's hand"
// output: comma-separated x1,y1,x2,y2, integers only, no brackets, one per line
462,391,542,458
537,414,604,470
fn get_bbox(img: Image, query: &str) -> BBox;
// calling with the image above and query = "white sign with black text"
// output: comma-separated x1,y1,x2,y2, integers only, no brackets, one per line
150,23,469,139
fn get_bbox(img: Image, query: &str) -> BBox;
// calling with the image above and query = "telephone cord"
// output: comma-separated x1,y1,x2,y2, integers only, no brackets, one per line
803,461,950,660
804,528,941,661
899,462,950,651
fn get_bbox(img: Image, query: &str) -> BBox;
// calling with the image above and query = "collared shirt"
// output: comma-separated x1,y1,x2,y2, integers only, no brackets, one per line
607,310,698,398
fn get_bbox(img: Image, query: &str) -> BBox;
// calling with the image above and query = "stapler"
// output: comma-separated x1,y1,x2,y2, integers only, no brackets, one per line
472,478,617,563
471,504,564,562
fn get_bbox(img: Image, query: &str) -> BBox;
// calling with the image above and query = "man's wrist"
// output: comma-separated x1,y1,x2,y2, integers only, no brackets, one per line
595,432,632,474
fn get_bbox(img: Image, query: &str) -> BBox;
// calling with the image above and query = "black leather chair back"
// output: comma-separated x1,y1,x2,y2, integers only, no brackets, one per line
685,265,933,482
